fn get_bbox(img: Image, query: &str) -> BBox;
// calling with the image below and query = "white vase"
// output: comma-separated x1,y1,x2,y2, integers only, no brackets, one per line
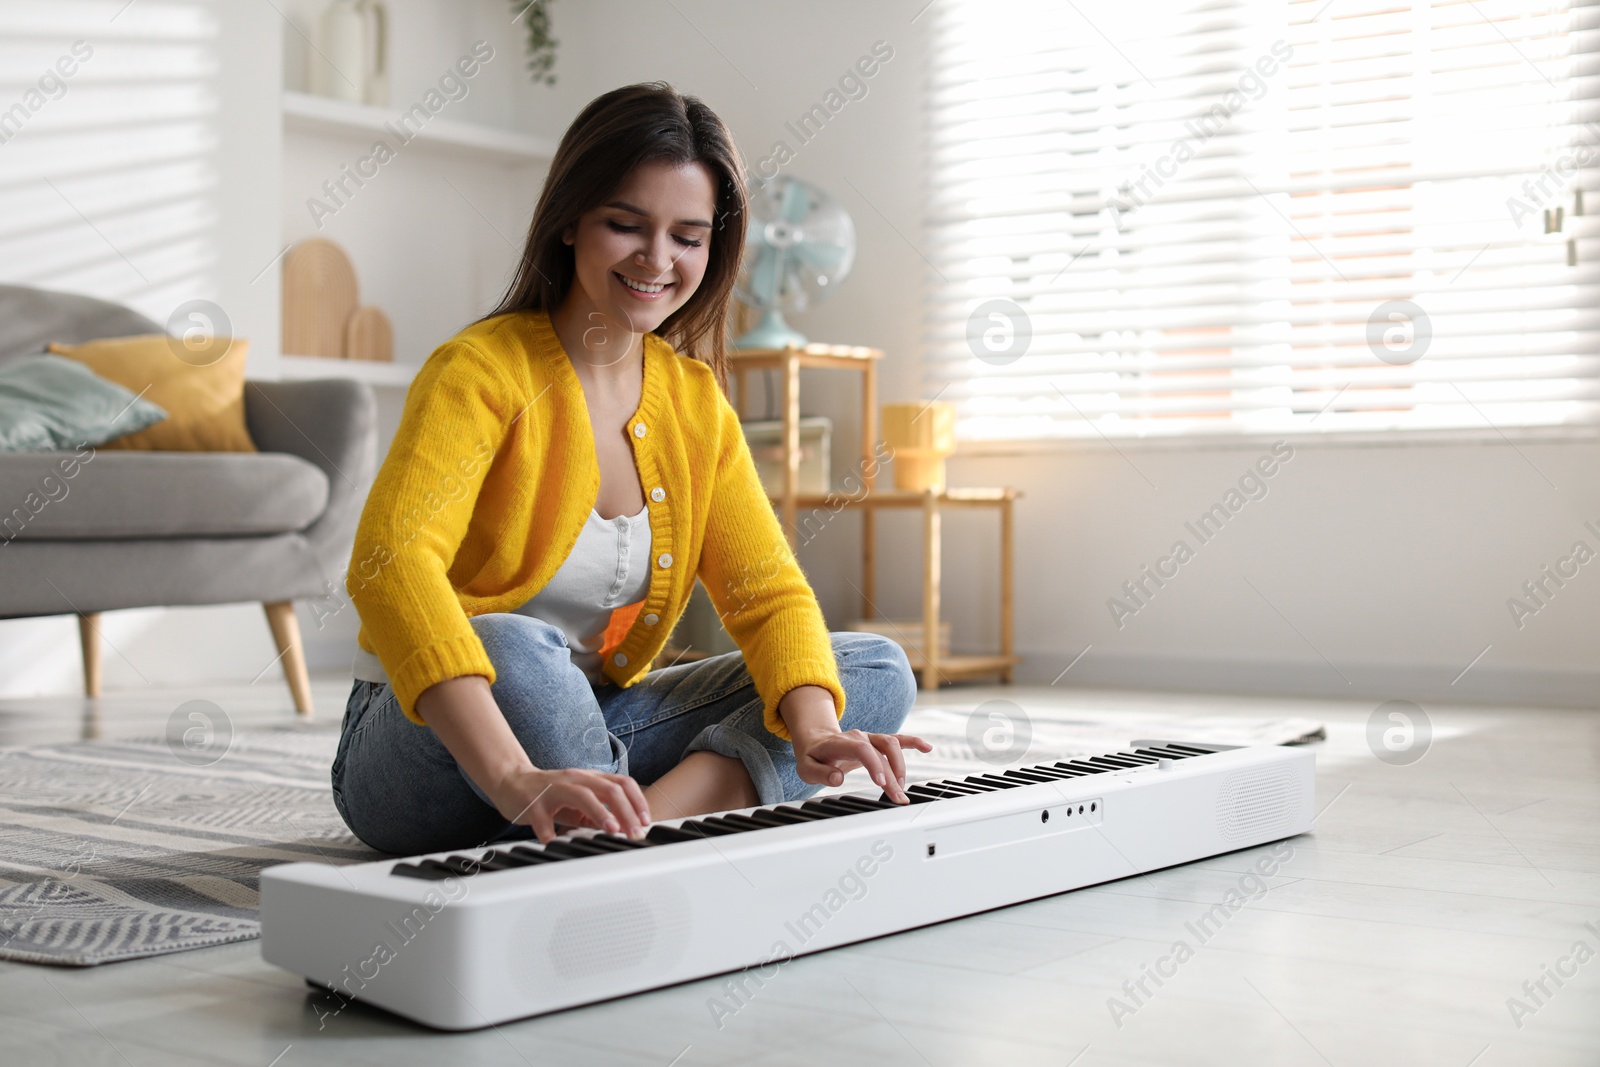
311,0,388,106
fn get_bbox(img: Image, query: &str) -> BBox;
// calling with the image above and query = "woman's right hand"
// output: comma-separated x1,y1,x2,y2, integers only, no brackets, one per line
489,766,652,843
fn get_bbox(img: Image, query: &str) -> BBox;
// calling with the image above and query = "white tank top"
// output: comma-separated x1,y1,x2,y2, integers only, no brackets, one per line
351,503,653,687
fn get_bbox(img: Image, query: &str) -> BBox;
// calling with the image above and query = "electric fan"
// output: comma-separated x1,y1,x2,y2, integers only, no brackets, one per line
735,176,856,349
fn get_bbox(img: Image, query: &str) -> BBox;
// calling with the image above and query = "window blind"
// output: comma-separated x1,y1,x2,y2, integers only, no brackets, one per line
923,0,1600,440
0,2,220,323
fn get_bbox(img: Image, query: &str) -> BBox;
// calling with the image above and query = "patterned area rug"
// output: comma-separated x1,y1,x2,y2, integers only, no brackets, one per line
0,723,376,966
0,703,1323,967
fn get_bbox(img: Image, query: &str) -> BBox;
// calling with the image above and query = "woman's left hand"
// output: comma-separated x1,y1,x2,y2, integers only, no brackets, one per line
792,727,933,805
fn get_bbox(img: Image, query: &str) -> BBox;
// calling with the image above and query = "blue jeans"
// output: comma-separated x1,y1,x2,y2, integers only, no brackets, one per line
331,614,918,855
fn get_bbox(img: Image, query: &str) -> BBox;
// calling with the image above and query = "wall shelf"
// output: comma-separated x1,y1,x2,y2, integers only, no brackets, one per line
276,354,416,388
282,90,556,166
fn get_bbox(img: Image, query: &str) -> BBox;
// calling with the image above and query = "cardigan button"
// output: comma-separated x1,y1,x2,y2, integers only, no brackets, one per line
650,486,665,502
613,652,628,666
657,552,672,568
643,613,659,625
633,422,647,438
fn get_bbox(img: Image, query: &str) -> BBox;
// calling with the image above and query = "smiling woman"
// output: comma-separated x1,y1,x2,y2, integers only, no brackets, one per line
336,82,925,856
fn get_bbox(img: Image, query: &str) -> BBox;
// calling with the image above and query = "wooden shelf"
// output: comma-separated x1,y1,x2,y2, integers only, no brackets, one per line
276,354,416,388
282,90,556,165
902,653,1021,680
730,343,884,372
769,487,1021,508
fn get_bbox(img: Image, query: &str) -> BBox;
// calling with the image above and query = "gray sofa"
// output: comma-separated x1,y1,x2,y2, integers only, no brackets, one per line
0,285,378,717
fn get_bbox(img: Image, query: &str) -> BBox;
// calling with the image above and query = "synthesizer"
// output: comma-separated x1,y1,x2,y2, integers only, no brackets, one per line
261,741,1314,1030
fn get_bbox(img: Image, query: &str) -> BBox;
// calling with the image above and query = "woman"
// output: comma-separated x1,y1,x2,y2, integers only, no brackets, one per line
333,82,927,856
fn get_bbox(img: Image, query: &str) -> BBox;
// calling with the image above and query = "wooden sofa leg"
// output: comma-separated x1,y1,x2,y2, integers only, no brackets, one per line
263,601,314,719
78,613,101,697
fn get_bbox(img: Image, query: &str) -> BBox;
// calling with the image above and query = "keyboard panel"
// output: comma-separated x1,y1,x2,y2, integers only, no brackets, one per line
387,746,1209,881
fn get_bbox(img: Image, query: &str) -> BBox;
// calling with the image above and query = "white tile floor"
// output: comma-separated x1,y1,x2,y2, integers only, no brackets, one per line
1,674,1596,1066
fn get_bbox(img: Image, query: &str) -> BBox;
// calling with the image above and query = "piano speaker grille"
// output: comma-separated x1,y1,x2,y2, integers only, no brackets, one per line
1216,765,1298,842
510,879,692,996
549,898,659,979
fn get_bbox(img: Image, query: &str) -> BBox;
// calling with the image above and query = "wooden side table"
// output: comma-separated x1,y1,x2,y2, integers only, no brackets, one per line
728,344,1020,688
857,486,1021,689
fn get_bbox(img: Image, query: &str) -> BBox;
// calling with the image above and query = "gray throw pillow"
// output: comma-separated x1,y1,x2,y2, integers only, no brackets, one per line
0,354,168,451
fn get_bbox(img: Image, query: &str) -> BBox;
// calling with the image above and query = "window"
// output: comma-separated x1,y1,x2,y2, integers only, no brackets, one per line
924,0,1597,440
0,3,221,324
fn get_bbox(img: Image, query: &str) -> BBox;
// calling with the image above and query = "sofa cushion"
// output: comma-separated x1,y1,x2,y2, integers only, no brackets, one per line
0,356,169,452
0,450,329,541
49,334,256,453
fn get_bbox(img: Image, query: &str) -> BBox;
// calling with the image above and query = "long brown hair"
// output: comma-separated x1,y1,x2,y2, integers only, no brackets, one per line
480,82,747,393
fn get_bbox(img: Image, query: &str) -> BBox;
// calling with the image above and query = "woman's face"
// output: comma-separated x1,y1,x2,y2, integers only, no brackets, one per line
563,158,717,341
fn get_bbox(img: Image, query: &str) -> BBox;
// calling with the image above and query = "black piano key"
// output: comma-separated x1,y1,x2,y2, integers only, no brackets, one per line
759,806,832,822
538,840,614,859
1113,751,1161,764
908,783,975,800
920,779,986,793
826,794,899,812
1085,755,1141,770
752,808,821,824
1132,746,1190,760
965,774,1025,789
588,834,654,849
474,849,549,869
506,845,566,864
390,861,454,880
576,835,650,852
465,850,519,871
1163,743,1219,756
646,823,714,844
1018,765,1087,780
800,797,867,817
682,818,747,837
1000,769,1060,784
434,855,494,876
1055,760,1111,775
716,819,784,831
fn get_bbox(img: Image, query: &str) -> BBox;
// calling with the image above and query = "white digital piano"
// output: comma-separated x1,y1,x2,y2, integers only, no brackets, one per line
261,741,1314,1030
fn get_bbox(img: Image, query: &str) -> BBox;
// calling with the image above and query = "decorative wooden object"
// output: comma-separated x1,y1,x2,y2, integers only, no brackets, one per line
345,305,394,362
881,401,957,492
282,238,359,358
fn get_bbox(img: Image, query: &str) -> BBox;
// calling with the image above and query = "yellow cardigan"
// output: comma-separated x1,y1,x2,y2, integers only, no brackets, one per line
346,310,845,740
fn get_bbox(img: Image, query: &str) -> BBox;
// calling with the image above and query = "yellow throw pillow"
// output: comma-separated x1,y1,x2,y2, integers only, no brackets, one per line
48,334,256,452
